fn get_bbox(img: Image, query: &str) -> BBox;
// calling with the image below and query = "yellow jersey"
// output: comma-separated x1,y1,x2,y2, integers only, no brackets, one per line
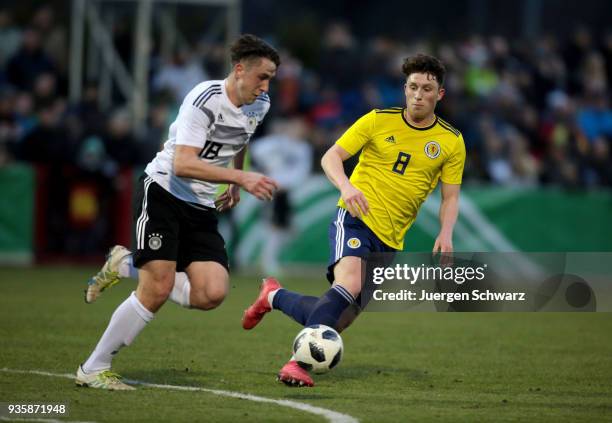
336,107,466,250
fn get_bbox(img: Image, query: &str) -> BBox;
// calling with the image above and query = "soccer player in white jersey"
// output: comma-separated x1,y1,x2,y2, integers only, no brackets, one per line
76,34,280,390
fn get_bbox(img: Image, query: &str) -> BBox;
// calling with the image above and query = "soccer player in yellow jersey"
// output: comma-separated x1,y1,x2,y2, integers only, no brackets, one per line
243,54,466,386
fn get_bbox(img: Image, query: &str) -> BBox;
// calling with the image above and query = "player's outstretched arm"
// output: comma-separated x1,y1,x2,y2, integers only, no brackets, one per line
433,182,461,254
321,144,369,218
174,145,278,201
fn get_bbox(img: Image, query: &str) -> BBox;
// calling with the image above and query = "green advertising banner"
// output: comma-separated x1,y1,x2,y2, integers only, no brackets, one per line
223,176,612,266
0,164,34,264
0,168,609,267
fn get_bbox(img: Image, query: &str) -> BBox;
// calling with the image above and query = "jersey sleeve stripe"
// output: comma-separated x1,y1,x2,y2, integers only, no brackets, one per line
197,90,222,108
199,106,214,126
192,84,221,107
438,118,460,136
438,120,460,137
438,117,459,132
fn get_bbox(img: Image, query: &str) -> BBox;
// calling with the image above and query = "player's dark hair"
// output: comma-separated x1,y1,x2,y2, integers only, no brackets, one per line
402,54,446,87
230,34,280,67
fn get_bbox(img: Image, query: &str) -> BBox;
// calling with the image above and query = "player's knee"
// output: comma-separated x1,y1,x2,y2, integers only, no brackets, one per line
334,258,364,298
190,282,228,310
334,274,362,298
206,286,228,309
191,293,226,310
143,272,175,303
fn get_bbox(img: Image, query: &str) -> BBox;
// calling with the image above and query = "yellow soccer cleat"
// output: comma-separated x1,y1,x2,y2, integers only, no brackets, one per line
75,365,135,391
85,245,131,304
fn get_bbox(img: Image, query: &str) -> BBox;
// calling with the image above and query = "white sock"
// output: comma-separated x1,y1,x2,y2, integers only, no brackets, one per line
117,259,191,308
118,255,139,279
169,273,191,308
82,291,154,373
262,226,287,275
267,289,280,309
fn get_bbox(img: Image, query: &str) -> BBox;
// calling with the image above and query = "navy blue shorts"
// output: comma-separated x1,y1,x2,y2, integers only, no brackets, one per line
326,207,397,283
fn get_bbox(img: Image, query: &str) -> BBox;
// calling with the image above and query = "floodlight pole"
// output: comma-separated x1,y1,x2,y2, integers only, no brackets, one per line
133,0,153,134
225,0,241,72
69,0,241,133
69,0,86,104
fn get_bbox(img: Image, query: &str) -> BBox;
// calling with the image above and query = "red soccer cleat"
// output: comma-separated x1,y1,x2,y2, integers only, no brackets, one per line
242,277,282,330
277,360,314,387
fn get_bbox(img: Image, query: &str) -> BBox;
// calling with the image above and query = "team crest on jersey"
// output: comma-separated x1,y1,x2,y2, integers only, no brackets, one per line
347,237,361,249
244,111,258,132
246,116,257,132
424,141,441,159
148,233,163,250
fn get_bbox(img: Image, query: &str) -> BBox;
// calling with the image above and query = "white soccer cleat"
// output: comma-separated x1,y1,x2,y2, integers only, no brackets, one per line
75,365,135,390
85,245,131,304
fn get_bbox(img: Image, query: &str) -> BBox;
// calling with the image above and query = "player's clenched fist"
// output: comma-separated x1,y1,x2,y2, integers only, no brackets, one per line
239,171,278,201
340,182,369,218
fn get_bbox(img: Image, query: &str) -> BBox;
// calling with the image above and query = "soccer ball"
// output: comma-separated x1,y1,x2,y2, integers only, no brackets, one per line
292,324,343,374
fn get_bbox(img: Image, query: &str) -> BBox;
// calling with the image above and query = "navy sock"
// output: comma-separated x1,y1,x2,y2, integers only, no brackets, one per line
272,289,318,326
305,285,354,330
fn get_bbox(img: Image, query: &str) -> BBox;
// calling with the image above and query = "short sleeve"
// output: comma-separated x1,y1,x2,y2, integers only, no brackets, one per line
335,110,376,155
440,133,466,184
175,104,212,148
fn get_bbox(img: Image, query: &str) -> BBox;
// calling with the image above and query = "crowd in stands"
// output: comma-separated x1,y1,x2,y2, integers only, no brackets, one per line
1,6,611,188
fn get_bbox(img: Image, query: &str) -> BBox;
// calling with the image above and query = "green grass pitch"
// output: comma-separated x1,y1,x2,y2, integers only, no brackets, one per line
1,266,611,422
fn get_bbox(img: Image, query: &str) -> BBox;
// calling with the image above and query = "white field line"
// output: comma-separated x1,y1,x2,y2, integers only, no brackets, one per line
0,368,358,423
0,418,96,423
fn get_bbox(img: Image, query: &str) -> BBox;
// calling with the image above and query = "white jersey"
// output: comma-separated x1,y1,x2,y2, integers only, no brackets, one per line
145,79,270,207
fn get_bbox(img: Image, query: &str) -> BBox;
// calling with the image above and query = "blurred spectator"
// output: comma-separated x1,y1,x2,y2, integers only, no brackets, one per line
0,9,21,68
14,91,37,139
31,5,67,84
65,83,108,140
588,136,612,186
563,26,593,95
103,109,139,165
275,50,303,115
0,4,610,190
601,31,612,89
6,28,55,91
0,87,18,166
250,117,313,275
141,102,170,161
153,48,208,102
319,22,361,92
33,72,58,107
17,99,72,163
576,91,612,142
